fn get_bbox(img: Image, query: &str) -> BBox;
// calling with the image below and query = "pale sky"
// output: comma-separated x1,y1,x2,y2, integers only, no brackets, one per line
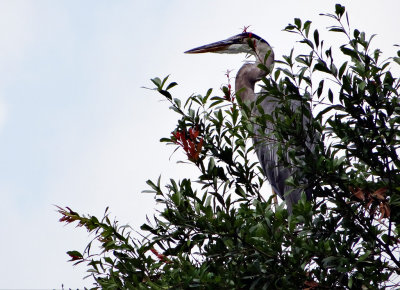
0,1,398,288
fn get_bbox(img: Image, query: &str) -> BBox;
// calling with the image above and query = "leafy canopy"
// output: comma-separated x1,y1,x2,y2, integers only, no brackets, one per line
58,4,400,289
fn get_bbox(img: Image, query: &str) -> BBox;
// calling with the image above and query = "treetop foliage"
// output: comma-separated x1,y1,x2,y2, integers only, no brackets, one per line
58,4,400,289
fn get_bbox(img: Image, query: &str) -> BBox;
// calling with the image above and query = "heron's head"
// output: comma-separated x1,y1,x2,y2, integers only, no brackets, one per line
185,32,272,58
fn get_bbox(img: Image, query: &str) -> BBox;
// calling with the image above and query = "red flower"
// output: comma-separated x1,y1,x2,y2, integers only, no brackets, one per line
150,247,171,264
223,70,235,103
172,127,203,162
56,206,80,225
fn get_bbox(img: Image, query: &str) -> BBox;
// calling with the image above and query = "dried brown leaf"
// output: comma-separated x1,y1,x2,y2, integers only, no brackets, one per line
304,280,320,289
352,187,366,201
373,187,387,200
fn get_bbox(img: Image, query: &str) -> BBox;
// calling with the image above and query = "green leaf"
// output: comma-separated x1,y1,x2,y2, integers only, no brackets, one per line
208,157,215,173
373,49,382,63
140,224,154,231
300,39,314,49
339,61,348,79
322,256,337,267
160,75,170,87
203,88,213,104
314,29,319,48
340,46,360,60
348,276,353,288
257,63,271,74
274,69,281,81
151,77,162,89
146,178,162,194
294,18,302,29
335,4,345,18
173,98,181,108
313,61,331,74
159,89,172,100
284,24,296,31
358,250,371,262
317,80,324,97
328,88,334,103
359,81,366,91
328,26,345,33
303,20,312,37
67,250,83,263
353,29,360,39
166,82,178,90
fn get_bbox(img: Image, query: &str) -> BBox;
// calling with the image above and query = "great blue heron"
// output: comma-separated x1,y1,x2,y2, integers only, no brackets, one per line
185,32,312,212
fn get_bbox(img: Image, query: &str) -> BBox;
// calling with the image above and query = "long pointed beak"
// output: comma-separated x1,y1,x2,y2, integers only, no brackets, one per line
185,39,234,54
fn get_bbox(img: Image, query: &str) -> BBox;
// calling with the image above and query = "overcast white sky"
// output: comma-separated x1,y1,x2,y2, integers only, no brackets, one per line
0,1,398,288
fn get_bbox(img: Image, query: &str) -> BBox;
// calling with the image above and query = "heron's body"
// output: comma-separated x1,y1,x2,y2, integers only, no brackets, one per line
186,32,311,212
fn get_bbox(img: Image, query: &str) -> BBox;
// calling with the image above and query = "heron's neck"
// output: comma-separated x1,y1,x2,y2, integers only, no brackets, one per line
235,64,260,103
235,43,274,103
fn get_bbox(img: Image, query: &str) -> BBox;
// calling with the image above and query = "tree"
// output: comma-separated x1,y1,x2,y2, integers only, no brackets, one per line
58,4,400,289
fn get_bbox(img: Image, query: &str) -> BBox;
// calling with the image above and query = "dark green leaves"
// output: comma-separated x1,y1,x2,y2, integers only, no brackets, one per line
340,45,360,60
314,29,320,48
303,20,312,37
335,4,345,18
150,75,178,101
314,60,331,74
59,4,400,289
338,61,348,79
294,18,302,30
328,88,333,102
317,79,324,97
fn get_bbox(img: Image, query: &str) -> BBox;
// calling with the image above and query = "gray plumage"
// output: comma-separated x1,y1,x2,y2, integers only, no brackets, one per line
186,32,312,212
